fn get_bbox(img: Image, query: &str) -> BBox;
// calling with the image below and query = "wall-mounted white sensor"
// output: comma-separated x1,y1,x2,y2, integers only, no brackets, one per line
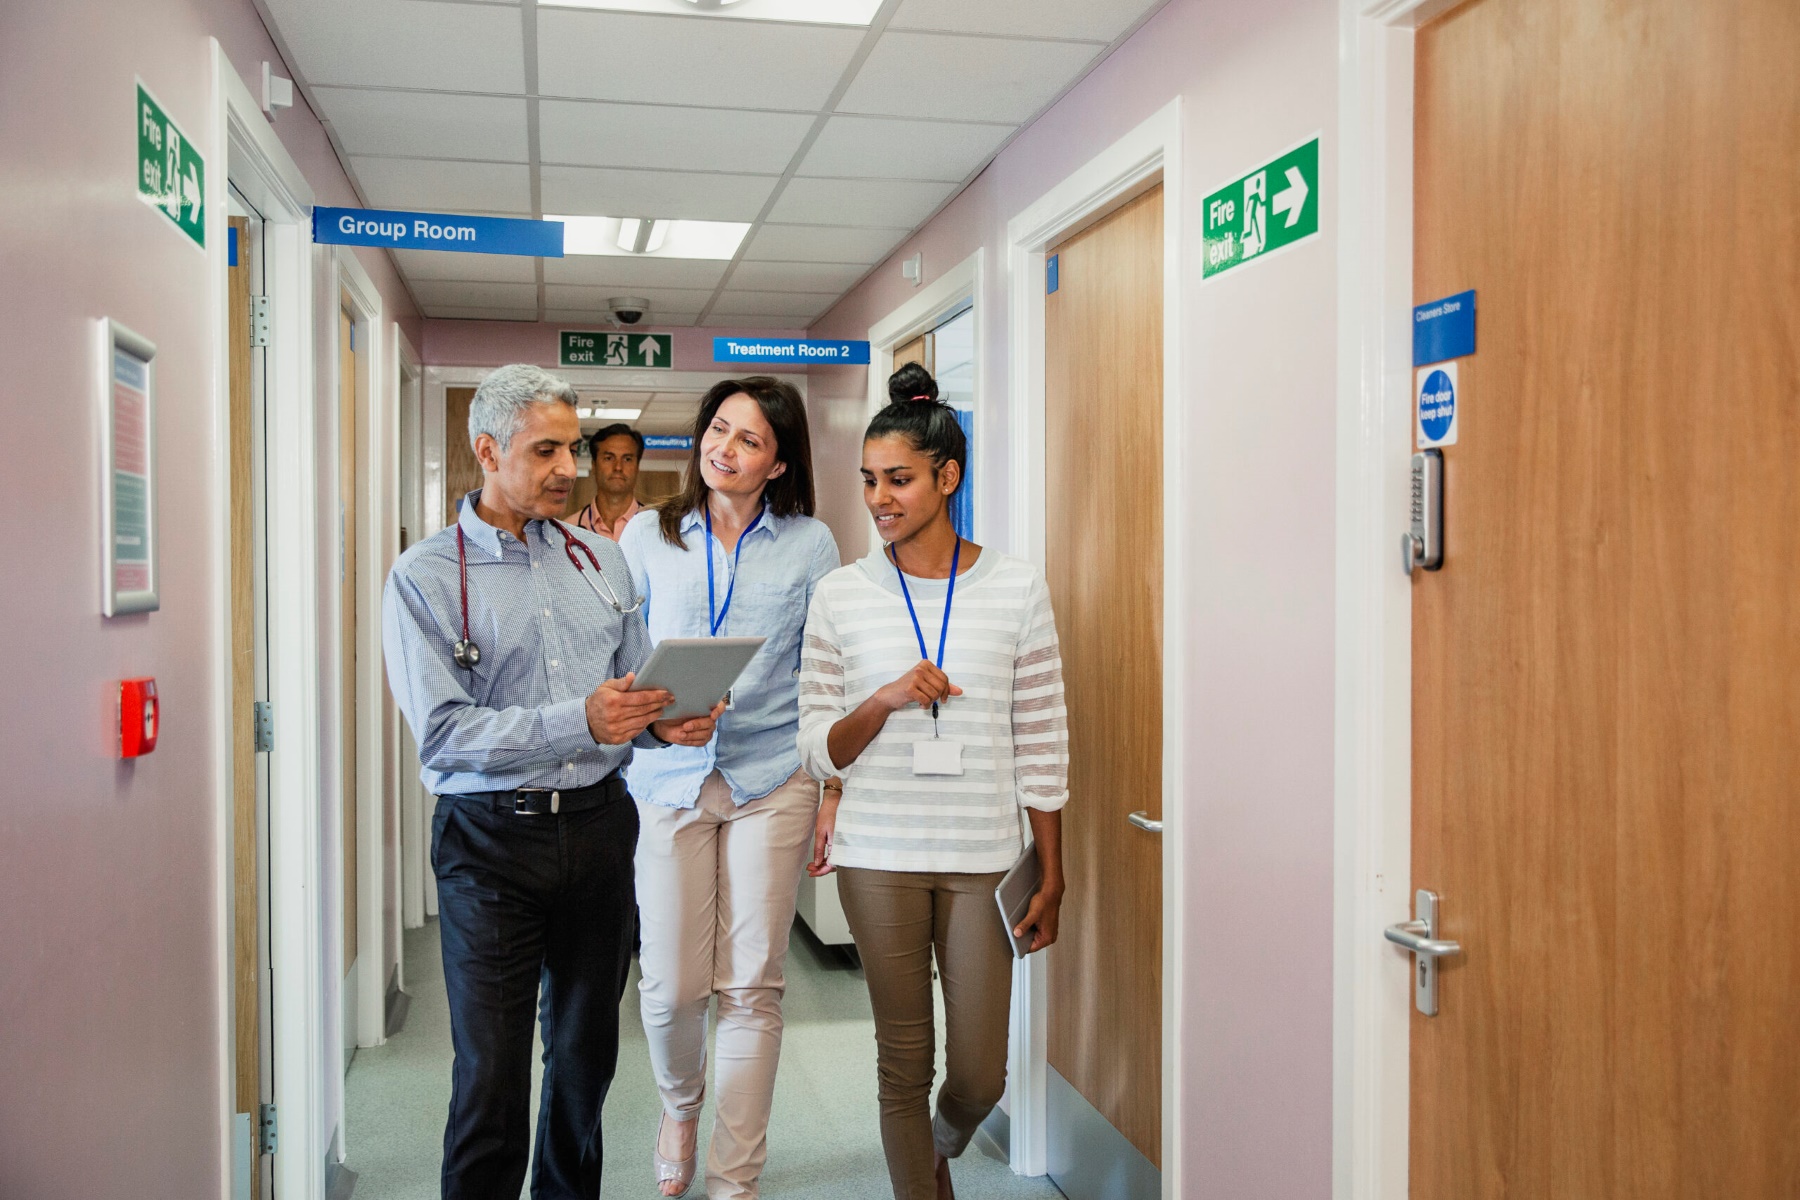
262,62,295,119
901,252,923,287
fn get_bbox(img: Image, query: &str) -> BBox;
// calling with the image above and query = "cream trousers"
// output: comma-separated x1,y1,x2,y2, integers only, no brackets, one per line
634,768,818,1200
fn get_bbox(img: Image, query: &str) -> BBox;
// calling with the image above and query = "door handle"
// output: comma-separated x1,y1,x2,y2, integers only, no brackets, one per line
1127,810,1163,833
1385,889,1459,1016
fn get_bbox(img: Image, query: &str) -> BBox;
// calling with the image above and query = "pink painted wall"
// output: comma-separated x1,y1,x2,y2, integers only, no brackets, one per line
0,0,416,1192
809,0,1339,1193
421,320,805,372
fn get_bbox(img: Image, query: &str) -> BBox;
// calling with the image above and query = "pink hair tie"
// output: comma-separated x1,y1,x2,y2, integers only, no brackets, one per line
910,394,931,400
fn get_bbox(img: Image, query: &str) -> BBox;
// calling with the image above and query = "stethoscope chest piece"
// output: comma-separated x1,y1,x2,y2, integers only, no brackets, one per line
452,639,481,669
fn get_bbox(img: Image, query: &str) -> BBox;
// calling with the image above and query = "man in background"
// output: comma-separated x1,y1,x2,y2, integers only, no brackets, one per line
574,423,644,540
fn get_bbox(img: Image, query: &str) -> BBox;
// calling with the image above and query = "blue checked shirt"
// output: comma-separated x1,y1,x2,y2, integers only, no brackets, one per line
618,507,840,808
382,491,661,797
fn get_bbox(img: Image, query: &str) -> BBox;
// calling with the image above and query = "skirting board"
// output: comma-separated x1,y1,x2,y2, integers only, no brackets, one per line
1047,1066,1159,1200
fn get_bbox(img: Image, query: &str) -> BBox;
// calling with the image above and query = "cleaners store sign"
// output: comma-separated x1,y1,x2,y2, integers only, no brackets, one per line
312,206,565,258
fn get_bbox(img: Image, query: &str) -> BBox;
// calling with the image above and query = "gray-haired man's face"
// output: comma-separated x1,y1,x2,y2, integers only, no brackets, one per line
474,401,582,524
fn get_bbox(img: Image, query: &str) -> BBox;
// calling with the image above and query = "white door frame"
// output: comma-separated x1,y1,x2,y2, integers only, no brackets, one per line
209,39,327,1200
396,331,429,935
1002,98,1185,1192
864,250,984,546
335,245,394,1074
1331,3,1474,1200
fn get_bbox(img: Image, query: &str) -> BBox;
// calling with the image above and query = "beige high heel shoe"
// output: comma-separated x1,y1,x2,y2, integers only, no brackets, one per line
653,1111,698,1198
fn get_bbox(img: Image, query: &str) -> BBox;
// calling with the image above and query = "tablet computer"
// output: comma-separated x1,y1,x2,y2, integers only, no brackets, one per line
994,841,1043,959
630,636,766,721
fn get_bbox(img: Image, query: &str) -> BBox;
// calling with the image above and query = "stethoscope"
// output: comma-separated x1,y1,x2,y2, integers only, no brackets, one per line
451,519,643,670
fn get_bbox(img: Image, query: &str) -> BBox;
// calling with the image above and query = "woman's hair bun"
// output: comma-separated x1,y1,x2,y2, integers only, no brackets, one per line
887,361,939,405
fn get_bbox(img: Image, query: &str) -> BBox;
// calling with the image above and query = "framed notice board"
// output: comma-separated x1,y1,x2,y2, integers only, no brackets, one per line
99,319,159,615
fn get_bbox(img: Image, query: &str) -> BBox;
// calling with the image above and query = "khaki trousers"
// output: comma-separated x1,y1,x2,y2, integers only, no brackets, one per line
836,867,1013,1200
634,768,818,1200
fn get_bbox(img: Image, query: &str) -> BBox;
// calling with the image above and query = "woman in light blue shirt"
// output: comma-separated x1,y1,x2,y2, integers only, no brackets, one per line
618,376,839,1200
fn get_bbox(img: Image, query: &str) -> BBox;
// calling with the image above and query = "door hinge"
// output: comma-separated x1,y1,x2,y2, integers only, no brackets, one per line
253,700,274,753
250,295,272,348
258,1102,278,1156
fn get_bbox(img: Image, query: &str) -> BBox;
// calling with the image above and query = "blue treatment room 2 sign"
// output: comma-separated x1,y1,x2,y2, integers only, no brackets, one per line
313,206,564,257
1416,362,1458,449
713,337,870,364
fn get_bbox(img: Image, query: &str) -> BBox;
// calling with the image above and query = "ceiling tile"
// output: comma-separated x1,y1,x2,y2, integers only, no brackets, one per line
705,314,811,330
888,0,1162,42
393,249,539,283
838,31,1101,123
725,261,869,292
312,88,528,162
545,284,717,310
765,177,957,228
545,310,703,327
262,0,525,92
423,306,541,322
540,166,776,222
540,101,812,175
742,223,909,264
538,10,862,110
798,114,1012,182
711,290,837,318
544,256,730,289
412,280,541,308
351,158,533,213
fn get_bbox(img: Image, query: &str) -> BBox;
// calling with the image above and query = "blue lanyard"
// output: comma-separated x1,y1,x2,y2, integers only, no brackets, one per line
704,502,763,637
891,537,960,722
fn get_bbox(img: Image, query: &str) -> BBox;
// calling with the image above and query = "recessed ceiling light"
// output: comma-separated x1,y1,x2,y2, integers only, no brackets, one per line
550,215,749,260
589,407,644,420
538,0,882,25
617,218,671,254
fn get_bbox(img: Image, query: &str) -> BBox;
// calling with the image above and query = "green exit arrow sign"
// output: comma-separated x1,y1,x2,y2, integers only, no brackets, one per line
136,81,205,250
560,330,672,369
1202,136,1318,279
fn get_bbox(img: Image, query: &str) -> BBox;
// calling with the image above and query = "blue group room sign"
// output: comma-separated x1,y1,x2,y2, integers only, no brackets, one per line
313,206,564,257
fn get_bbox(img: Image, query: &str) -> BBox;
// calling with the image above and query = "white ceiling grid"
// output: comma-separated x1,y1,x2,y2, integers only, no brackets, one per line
256,0,1171,326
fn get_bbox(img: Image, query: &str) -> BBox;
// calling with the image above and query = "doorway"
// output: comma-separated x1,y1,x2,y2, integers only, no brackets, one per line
1002,102,1185,1196
1042,185,1164,1200
1396,1,1800,1195
227,191,276,1199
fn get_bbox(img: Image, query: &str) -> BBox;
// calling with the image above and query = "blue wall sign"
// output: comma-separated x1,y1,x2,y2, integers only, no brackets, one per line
1416,363,1458,448
1413,289,1475,366
1046,254,1059,295
643,435,693,451
312,206,564,258
713,337,870,365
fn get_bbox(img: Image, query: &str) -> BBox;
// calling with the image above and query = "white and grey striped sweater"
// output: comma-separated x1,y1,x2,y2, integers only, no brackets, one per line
797,546,1069,874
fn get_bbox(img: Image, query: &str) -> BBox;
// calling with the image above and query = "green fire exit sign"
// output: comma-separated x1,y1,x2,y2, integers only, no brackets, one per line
136,81,205,249
1202,137,1318,279
560,330,672,369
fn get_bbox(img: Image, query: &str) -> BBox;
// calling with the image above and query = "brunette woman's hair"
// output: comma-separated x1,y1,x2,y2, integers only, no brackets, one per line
658,376,816,547
866,362,967,486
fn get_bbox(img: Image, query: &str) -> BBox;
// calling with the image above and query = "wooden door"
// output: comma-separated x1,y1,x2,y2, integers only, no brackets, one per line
444,386,480,528
1409,1,1800,1196
892,332,933,376
228,213,269,1198
340,309,358,977
1045,185,1163,1171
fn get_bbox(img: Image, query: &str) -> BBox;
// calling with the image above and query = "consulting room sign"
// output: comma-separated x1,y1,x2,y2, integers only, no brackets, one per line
1201,136,1320,279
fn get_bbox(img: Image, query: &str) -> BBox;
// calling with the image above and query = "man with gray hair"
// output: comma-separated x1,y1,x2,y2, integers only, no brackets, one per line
382,364,720,1199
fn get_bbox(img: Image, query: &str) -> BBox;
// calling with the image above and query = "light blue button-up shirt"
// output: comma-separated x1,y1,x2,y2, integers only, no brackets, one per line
618,506,840,808
382,491,659,797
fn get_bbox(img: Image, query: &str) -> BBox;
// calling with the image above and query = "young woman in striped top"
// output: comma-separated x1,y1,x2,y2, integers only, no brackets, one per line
797,366,1068,1200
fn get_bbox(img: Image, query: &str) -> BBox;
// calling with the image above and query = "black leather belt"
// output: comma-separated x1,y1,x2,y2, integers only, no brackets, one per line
450,773,628,816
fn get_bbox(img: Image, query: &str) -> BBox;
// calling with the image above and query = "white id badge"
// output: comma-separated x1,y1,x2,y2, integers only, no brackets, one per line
913,738,964,776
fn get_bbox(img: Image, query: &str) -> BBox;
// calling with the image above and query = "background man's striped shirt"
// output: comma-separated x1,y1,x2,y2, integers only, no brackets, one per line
798,547,1069,874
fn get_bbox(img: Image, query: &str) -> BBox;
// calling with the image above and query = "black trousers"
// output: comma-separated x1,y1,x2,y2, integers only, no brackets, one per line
432,790,639,1200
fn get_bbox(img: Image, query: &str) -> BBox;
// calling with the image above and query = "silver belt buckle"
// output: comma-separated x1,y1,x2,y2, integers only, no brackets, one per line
514,788,560,816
